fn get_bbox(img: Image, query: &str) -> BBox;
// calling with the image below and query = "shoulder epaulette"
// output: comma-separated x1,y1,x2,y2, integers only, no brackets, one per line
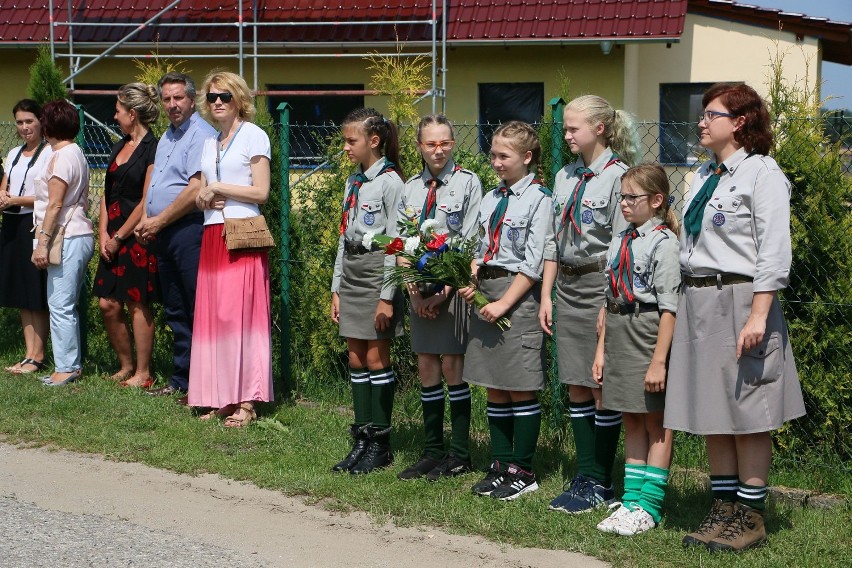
537,185,553,197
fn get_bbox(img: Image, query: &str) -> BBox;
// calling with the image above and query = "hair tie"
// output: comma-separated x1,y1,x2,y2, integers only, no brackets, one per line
667,195,675,207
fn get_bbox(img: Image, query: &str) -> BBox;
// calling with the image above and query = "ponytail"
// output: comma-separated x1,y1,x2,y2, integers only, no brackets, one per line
566,95,642,166
341,108,405,181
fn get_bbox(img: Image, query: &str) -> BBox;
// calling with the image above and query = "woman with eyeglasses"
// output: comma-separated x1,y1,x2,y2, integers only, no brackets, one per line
0,99,52,375
189,70,273,428
666,83,805,552
395,114,482,482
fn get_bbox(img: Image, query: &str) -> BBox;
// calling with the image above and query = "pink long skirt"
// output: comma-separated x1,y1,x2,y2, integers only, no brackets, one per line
188,223,273,408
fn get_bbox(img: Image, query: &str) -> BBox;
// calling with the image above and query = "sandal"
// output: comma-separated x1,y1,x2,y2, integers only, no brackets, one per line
223,403,256,428
199,404,238,422
12,358,47,375
4,359,27,373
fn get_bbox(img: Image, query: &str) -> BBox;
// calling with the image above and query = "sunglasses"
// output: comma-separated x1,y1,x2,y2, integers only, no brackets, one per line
206,91,234,104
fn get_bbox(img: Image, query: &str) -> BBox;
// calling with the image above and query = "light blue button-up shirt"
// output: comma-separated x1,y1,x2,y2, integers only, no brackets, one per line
146,112,216,217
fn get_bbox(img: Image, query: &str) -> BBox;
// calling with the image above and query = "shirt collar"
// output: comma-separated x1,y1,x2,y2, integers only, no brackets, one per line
634,215,664,236
574,147,615,174
499,172,536,197
167,112,199,138
423,160,457,186
720,147,749,174
361,157,390,180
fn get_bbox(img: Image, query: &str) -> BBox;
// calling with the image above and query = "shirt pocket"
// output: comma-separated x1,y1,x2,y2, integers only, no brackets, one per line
631,252,653,294
581,195,611,227
706,195,743,233
502,216,530,254
438,199,464,232
360,200,385,230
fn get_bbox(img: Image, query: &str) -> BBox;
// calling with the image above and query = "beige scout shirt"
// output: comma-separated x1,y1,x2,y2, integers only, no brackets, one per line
680,148,792,293
331,157,404,300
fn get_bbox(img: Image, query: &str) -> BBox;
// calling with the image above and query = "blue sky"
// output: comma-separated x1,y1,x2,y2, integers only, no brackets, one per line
744,0,852,110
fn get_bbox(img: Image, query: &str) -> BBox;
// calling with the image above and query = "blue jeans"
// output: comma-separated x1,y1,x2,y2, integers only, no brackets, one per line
46,234,94,372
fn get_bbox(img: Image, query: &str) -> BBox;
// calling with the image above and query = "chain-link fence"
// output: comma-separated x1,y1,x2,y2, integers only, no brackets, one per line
1,110,850,489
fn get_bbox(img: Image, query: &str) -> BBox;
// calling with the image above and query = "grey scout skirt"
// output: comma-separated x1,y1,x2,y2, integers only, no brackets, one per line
409,288,469,354
339,249,404,340
464,274,546,391
555,269,608,388
665,281,806,435
602,308,665,413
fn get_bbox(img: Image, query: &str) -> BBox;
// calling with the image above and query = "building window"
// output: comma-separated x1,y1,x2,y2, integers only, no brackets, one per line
659,82,717,165
478,82,544,152
266,84,364,164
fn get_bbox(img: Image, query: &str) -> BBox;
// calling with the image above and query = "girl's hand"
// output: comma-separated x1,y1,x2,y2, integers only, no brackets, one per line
375,299,393,331
330,292,340,324
32,245,49,270
539,296,553,336
737,313,767,359
644,360,667,393
480,299,508,323
419,293,446,319
457,286,476,304
592,350,605,385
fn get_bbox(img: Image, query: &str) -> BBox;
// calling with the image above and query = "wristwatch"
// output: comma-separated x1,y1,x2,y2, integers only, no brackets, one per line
114,232,127,243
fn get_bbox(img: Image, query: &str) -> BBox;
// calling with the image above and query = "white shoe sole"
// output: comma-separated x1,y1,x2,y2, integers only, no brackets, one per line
495,481,540,501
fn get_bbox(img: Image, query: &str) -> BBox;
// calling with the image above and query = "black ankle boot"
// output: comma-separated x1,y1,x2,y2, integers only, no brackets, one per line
350,426,393,474
331,424,370,473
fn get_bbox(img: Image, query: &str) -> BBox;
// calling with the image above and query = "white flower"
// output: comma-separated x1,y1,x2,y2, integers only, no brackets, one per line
420,219,438,236
362,232,375,249
404,206,417,220
404,236,421,254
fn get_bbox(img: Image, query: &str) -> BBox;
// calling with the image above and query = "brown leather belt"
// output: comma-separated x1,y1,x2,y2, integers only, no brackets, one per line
344,240,379,255
559,256,607,277
605,298,659,315
477,265,514,280
682,273,753,288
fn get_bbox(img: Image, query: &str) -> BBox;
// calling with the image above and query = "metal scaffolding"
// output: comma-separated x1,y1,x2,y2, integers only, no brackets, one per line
48,0,448,112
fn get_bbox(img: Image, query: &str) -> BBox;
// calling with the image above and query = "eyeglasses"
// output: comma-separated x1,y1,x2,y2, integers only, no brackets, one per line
698,110,736,123
206,92,234,104
616,193,651,206
420,140,455,152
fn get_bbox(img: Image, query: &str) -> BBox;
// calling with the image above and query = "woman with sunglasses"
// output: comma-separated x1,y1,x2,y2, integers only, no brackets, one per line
666,83,805,552
189,70,273,427
396,114,482,481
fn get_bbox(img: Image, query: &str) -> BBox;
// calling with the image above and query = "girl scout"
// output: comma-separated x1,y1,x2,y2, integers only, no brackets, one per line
330,108,405,475
396,115,483,482
592,164,680,536
459,121,553,501
540,95,641,514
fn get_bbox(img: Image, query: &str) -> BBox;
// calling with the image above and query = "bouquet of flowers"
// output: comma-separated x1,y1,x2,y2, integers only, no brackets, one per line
363,219,511,330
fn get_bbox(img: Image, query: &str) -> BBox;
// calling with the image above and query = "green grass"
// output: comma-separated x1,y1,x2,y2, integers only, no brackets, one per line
0,366,849,568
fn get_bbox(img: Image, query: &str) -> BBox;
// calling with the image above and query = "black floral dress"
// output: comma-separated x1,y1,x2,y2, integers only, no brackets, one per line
93,132,159,304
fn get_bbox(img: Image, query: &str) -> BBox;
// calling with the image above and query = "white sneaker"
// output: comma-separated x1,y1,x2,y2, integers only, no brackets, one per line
596,502,630,533
611,505,656,536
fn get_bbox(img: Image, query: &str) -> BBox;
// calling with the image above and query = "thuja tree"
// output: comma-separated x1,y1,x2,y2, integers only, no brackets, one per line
27,44,67,104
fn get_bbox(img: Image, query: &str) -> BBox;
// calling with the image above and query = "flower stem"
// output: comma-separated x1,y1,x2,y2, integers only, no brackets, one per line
471,291,512,330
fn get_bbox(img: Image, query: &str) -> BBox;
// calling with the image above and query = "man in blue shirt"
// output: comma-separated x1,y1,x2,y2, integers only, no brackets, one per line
136,72,216,399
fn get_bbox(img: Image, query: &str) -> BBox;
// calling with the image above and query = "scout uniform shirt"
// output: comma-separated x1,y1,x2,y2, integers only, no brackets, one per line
604,216,681,312
680,148,792,292
545,147,628,264
398,160,483,240
331,157,404,300
475,172,554,281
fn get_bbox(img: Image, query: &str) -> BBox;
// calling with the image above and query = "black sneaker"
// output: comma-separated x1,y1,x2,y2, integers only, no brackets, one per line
470,461,505,496
425,453,473,482
397,454,443,480
490,464,539,501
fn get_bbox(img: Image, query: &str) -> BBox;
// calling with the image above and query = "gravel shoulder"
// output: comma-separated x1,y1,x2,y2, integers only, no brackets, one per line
0,443,607,568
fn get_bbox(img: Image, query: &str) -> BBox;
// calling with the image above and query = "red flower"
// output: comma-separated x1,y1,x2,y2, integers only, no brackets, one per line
119,246,127,255
426,233,449,251
147,281,154,293
148,254,158,273
107,201,121,221
111,265,126,277
384,237,404,255
127,287,141,302
130,243,148,267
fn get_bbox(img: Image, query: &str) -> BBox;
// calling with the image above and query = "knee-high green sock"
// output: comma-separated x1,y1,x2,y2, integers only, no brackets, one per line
369,367,395,429
737,481,768,511
350,367,371,426
622,463,646,509
591,409,622,486
637,466,669,523
511,399,541,471
487,401,514,465
710,475,739,503
447,383,471,461
569,400,597,478
421,384,445,458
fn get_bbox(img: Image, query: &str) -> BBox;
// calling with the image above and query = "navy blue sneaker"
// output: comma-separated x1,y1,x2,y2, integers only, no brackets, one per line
549,473,614,514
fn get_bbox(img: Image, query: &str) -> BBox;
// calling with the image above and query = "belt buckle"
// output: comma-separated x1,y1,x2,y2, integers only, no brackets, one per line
607,301,620,314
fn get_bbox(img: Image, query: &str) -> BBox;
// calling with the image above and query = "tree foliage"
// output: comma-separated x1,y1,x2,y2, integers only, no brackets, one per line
27,45,67,105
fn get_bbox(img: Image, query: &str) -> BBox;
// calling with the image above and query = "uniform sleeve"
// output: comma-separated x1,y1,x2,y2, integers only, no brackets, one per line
517,194,553,281
460,174,483,241
752,160,792,292
605,169,623,225
331,234,345,294
543,194,559,261
380,175,404,301
651,235,682,312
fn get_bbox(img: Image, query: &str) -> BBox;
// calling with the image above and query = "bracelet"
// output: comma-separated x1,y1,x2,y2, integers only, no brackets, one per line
39,229,53,238
114,233,126,243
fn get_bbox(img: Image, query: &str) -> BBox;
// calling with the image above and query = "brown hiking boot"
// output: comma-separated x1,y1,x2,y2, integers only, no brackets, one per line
682,499,736,547
707,503,767,553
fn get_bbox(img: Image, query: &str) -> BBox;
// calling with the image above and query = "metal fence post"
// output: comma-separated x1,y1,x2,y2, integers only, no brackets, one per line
277,102,293,399
75,104,89,361
548,97,565,427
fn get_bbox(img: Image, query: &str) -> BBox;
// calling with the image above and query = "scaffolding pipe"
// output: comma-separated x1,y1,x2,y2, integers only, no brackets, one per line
67,0,75,90
238,0,244,76
431,0,437,113
252,0,259,93
442,0,448,113
48,0,55,59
